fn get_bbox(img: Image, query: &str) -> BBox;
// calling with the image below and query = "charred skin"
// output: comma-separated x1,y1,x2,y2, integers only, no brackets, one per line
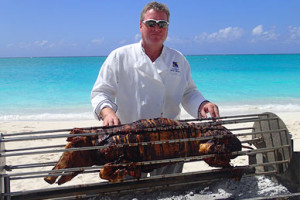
44,118,242,184
44,129,99,185
199,136,242,167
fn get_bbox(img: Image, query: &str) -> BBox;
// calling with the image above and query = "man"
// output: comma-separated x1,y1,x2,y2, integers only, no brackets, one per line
91,1,219,176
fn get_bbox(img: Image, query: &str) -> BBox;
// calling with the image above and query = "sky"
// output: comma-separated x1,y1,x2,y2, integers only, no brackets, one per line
1,0,300,57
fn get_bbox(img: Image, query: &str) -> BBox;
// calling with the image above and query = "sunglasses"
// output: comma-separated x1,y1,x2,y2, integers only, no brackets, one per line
142,19,169,28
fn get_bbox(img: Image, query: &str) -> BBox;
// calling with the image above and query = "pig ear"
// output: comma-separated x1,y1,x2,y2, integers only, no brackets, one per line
67,128,85,141
69,128,84,135
67,136,82,143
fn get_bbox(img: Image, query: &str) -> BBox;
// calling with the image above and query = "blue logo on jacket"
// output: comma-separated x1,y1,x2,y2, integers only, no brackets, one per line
171,61,180,73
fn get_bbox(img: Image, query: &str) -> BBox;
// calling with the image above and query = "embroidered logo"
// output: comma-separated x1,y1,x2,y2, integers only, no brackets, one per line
171,61,180,73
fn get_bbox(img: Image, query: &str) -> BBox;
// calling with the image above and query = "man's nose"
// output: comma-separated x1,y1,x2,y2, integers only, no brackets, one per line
153,24,161,30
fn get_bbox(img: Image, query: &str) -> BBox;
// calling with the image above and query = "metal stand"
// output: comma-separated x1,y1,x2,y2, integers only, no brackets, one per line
0,112,297,199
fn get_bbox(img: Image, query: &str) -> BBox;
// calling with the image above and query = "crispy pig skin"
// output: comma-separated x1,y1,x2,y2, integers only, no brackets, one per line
44,118,241,184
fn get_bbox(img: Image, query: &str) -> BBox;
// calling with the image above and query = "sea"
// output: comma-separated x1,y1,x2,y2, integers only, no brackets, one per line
0,54,300,121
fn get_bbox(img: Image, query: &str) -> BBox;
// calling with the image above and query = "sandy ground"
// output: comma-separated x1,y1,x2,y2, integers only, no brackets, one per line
0,111,299,199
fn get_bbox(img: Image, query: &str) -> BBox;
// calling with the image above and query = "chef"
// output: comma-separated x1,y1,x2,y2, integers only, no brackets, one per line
91,1,219,176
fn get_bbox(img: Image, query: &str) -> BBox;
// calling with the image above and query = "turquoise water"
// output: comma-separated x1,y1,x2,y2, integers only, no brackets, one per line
0,54,299,120
188,54,300,103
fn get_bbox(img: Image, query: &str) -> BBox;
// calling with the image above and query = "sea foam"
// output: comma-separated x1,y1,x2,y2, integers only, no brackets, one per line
220,103,300,116
1,104,300,121
0,112,94,121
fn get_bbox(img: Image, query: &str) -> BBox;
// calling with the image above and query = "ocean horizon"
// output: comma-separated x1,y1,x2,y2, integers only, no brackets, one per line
1,54,299,121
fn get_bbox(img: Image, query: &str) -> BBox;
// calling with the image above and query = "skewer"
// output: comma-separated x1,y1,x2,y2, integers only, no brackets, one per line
1,128,288,157
1,113,271,139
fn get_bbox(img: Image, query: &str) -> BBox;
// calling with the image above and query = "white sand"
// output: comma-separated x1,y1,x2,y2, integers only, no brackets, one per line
0,111,299,199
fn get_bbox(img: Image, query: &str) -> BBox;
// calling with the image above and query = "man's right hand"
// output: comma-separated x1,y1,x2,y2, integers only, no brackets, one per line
100,107,121,126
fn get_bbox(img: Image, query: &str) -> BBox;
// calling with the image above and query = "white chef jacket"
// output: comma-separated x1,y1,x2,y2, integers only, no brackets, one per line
91,42,207,124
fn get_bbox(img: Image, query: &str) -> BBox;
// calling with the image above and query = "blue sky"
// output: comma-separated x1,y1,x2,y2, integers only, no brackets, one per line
1,0,300,57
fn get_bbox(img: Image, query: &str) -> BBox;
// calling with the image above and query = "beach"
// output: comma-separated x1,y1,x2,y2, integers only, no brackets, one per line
1,55,299,198
0,110,299,199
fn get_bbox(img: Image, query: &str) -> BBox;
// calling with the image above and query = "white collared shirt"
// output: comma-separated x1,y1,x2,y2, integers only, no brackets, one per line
91,42,206,123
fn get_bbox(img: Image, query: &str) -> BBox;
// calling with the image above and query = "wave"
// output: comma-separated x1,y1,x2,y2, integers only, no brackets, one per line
0,112,94,121
179,103,300,119
1,103,300,121
220,103,300,116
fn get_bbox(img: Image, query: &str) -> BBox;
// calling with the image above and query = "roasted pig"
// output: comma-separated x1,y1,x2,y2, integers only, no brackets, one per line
44,118,242,184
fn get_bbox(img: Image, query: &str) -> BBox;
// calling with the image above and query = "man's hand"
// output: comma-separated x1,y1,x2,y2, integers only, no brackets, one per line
100,107,121,126
198,101,220,119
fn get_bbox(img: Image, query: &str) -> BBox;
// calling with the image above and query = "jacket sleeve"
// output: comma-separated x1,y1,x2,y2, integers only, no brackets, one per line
91,52,119,120
181,59,207,119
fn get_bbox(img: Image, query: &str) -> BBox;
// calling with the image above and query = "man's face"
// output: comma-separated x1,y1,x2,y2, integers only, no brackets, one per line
140,9,168,48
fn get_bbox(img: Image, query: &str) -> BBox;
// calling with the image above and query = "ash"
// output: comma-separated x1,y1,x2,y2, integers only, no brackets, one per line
96,175,291,200
157,176,291,200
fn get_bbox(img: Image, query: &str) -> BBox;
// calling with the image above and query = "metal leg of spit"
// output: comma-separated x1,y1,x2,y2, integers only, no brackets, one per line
0,133,7,200
3,177,10,200
1,132,11,200
255,153,265,173
275,152,300,193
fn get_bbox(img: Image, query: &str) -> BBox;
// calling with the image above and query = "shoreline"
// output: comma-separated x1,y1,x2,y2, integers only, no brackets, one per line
1,53,300,59
1,102,300,121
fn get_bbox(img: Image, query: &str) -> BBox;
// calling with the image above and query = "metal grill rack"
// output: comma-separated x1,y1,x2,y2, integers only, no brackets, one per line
0,112,296,200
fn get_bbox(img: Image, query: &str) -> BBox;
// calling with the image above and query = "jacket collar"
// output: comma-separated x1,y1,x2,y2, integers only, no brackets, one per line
133,41,165,83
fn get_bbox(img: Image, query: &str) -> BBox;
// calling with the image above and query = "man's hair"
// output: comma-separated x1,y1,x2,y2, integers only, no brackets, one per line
140,1,170,22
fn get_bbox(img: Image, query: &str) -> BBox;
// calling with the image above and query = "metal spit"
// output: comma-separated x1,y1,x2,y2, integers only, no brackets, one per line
0,112,297,200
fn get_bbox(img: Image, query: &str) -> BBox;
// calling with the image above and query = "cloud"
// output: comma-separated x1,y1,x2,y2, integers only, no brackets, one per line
288,26,300,40
48,43,55,48
135,34,141,42
195,26,244,42
252,25,263,36
6,43,14,48
16,40,76,50
19,42,32,49
166,36,185,44
251,25,279,42
119,39,127,45
28,40,55,48
91,38,104,45
34,40,48,46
